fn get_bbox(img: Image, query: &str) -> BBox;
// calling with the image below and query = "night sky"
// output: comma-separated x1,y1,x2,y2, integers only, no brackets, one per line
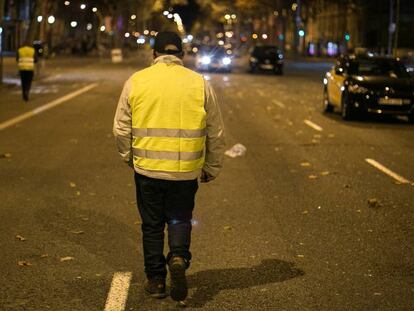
173,0,200,32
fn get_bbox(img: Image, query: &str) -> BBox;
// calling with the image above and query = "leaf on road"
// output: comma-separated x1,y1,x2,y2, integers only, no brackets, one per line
70,230,84,235
76,191,81,196
69,182,76,188
297,254,305,258
308,175,318,180
134,221,141,225
18,260,32,266
313,134,322,139
16,235,26,241
88,192,96,196
40,254,49,258
320,171,330,176
223,225,232,231
81,217,89,221
300,162,311,167
302,210,309,214
328,134,336,138
368,198,382,208
0,153,12,159
60,256,75,262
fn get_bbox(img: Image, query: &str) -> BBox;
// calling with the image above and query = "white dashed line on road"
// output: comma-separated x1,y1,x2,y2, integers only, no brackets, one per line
365,158,411,184
0,83,98,131
104,272,133,311
257,90,265,97
304,119,323,132
272,100,285,109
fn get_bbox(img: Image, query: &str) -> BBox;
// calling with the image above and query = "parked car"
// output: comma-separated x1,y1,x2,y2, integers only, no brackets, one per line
249,45,284,74
195,46,233,72
323,54,414,122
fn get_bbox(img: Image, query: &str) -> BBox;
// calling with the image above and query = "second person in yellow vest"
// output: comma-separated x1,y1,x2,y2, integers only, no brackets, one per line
16,41,37,102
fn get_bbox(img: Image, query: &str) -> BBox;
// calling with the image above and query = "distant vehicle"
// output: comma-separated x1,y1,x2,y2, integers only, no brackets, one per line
33,41,44,58
249,45,284,75
401,55,414,77
195,46,233,72
323,54,414,122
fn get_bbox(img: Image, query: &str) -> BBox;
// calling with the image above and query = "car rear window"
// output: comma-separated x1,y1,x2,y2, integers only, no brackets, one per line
253,46,280,57
348,59,409,78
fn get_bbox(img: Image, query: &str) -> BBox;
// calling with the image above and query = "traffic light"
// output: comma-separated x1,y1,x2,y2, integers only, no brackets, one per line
345,33,351,41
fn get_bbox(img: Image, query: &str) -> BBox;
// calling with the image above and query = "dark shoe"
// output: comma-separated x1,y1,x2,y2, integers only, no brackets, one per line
168,256,188,301
144,277,167,299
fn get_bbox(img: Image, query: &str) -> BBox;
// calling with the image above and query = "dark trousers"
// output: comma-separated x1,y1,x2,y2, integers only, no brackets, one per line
19,70,34,101
134,172,198,279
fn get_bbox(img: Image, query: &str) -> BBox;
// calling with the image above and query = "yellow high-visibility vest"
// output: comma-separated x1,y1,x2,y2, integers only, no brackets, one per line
129,62,206,173
18,46,35,71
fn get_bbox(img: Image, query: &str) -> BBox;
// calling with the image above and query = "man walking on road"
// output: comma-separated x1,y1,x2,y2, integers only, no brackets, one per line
16,41,37,102
113,31,225,301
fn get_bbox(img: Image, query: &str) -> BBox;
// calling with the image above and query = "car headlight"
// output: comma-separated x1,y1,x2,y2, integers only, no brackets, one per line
348,84,369,94
222,57,231,65
250,57,258,63
201,56,211,65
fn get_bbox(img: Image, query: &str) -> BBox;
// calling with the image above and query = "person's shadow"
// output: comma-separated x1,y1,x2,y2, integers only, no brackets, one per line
186,259,304,308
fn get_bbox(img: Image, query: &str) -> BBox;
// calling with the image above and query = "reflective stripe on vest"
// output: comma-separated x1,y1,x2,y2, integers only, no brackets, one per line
129,62,206,173
18,47,35,71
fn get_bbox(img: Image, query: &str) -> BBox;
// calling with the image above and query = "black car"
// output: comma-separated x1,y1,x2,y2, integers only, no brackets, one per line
249,45,284,74
323,54,414,122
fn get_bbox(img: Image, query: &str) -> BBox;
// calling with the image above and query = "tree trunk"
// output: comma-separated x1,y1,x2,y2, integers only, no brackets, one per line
0,0,5,84
26,0,48,44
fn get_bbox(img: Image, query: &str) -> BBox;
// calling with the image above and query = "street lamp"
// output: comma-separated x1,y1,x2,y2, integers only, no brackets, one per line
70,21,78,28
37,16,43,23
92,7,98,13
47,16,55,24
64,1,70,6
80,4,86,10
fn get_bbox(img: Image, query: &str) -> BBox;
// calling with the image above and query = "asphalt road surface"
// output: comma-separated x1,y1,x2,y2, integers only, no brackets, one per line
0,52,413,311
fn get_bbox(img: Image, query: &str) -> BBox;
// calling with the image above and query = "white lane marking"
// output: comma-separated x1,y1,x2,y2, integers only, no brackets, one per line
0,83,98,131
104,272,132,311
272,99,285,109
304,119,323,132
365,158,410,184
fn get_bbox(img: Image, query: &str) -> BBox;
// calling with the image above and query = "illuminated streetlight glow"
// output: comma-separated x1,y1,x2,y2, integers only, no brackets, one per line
262,34,268,39
80,4,86,10
224,14,231,20
100,25,106,32
64,1,70,6
47,16,55,24
131,15,136,20
92,7,98,13
298,29,305,37
218,40,224,46
87,23,92,30
292,3,298,11
167,13,173,19
144,29,149,35
231,14,236,19
163,10,169,16
252,33,258,39
125,32,130,38
37,16,43,23
70,21,78,28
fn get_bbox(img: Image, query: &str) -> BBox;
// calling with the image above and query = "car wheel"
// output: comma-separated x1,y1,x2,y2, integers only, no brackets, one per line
341,91,354,120
408,112,414,123
323,87,334,113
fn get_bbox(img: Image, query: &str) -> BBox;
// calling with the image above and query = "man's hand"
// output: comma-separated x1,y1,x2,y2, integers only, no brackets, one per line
200,170,216,183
